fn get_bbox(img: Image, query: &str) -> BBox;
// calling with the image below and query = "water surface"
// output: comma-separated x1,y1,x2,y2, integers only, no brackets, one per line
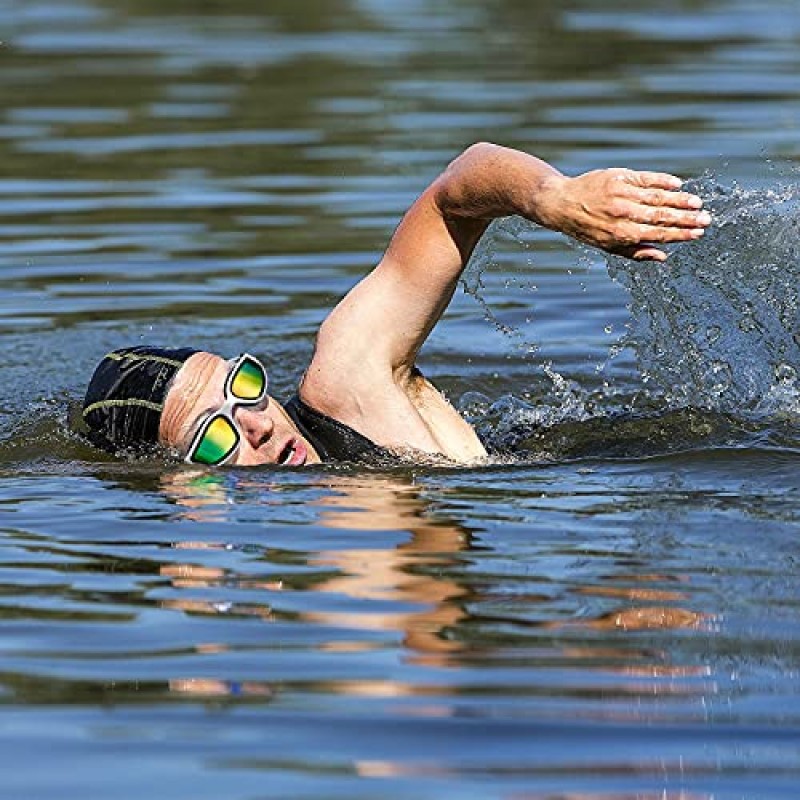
1,1,799,797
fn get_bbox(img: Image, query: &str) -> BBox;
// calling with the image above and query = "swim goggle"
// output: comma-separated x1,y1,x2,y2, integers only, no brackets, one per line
184,353,268,466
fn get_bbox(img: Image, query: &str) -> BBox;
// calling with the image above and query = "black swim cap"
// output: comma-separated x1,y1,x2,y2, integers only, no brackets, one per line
81,346,200,454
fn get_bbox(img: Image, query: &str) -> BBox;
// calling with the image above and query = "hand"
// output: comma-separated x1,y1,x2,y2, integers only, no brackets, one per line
539,168,711,261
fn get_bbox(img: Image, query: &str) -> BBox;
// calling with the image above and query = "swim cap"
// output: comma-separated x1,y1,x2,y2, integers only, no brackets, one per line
81,346,200,453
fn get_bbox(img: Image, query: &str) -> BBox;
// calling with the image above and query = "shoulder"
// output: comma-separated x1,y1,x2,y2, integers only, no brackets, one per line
299,333,446,454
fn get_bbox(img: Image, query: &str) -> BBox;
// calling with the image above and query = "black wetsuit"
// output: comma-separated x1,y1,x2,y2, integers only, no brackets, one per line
284,395,393,464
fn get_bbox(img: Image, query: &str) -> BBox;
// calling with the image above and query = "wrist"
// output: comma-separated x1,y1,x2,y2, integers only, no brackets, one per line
531,172,570,232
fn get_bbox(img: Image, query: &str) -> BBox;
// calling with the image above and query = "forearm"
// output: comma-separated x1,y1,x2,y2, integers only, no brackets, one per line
432,142,566,228
433,141,709,262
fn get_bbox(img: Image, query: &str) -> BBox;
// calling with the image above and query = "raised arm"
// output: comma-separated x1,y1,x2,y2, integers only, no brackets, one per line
435,142,709,262
310,143,709,382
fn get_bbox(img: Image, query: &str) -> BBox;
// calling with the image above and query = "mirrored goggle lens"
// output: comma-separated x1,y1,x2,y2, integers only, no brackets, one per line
191,415,239,465
230,358,266,401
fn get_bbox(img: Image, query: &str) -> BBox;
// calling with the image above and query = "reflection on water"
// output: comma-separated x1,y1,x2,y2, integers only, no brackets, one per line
158,470,722,702
1,0,799,797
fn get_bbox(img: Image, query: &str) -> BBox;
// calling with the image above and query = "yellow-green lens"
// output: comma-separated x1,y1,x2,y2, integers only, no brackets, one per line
192,416,239,465
230,359,266,401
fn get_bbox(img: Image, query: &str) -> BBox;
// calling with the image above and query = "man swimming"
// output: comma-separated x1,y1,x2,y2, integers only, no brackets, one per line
80,142,711,467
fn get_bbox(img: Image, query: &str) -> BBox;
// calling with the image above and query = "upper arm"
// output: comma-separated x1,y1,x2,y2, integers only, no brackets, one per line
311,173,491,385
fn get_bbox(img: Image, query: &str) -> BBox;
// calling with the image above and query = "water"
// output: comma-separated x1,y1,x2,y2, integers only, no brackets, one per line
1,0,799,797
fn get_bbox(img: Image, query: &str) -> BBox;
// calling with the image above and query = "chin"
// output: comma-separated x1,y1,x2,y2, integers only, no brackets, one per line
235,451,279,467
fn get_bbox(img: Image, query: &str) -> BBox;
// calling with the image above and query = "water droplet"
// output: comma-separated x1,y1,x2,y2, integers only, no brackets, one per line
775,363,797,383
707,361,732,396
706,325,721,344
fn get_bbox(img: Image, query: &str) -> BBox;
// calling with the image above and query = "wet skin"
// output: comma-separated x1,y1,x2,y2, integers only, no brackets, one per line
159,352,321,467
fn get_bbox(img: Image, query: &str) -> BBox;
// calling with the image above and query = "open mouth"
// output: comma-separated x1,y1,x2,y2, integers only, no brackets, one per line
277,438,306,467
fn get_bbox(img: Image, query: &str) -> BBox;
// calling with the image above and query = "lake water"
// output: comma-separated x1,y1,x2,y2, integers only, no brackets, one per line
1,1,799,798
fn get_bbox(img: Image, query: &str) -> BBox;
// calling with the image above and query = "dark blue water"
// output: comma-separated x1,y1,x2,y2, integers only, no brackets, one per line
1,1,799,798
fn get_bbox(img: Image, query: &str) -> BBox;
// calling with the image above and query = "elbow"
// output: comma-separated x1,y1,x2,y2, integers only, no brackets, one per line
448,141,501,169
435,142,503,216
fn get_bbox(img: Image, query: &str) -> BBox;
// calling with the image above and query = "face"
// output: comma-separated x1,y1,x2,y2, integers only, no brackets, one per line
160,352,321,467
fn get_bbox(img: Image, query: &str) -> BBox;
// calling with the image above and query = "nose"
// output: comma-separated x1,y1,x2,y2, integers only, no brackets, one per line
235,404,274,449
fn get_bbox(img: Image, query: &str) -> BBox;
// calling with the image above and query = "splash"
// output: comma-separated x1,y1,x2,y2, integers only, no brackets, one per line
461,171,800,457
461,216,602,443
461,214,543,341
608,173,800,418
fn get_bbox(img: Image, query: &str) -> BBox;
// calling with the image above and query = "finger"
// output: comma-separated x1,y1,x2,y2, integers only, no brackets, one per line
626,170,684,190
630,246,668,262
628,205,712,228
611,243,667,262
630,224,707,243
631,187,704,210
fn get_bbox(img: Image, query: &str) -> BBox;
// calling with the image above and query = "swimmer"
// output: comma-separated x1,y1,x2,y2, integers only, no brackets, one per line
79,143,711,467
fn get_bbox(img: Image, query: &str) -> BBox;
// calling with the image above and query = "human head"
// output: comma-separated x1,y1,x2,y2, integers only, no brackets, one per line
81,346,200,454
81,346,320,467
